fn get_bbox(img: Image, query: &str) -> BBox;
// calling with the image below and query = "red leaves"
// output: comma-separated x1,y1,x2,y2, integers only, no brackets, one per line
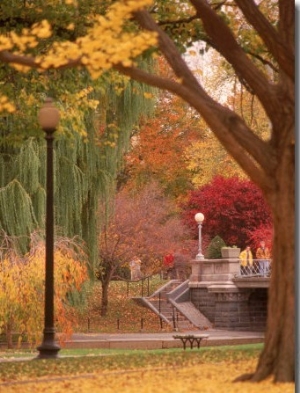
181,176,272,248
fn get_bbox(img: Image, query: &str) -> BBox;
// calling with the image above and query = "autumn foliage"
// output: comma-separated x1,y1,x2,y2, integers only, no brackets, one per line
0,237,88,348
181,176,273,249
97,182,190,315
124,87,199,199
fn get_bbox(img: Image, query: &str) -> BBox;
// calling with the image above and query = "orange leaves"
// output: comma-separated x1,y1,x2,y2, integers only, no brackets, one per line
125,90,200,199
0,242,88,347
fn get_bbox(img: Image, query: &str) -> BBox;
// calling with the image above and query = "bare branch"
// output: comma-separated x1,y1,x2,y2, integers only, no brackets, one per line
157,14,198,26
245,50,279,73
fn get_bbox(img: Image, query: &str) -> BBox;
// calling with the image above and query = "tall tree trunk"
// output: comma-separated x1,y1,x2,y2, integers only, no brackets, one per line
100,280,110,317
6,320,14,349
251,135,295,382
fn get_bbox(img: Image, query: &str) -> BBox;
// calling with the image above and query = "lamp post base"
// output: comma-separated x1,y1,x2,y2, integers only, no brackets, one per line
36,328,60,359
36,342,60,359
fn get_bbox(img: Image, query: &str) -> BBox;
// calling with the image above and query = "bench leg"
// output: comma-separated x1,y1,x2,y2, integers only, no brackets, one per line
181,339,187,350
189,338,194,349
196,339,201,349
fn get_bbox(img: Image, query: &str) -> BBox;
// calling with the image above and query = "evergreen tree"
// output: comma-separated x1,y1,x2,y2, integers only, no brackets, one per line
205,235,226,259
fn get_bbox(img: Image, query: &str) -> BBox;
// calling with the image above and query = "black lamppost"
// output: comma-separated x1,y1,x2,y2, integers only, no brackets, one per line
37,98,61,359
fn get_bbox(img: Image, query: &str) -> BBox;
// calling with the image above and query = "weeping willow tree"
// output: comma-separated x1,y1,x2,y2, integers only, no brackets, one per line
0,0,156,271
0,65,155,271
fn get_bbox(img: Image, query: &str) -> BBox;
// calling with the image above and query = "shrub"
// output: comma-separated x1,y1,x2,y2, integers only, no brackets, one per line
205,235,227,259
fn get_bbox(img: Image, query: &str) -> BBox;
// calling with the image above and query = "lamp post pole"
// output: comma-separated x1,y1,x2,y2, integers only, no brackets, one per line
37,98,60,359
194,213,204,260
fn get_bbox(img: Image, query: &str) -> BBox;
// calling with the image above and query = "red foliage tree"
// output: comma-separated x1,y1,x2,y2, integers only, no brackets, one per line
248,224,273,252
181,176,272,249
97,182,191,315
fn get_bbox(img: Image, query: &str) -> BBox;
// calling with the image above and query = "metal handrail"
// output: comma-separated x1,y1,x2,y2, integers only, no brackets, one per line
235,258,272,277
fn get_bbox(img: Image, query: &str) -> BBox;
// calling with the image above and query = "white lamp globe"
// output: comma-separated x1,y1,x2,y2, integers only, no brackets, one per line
194,212,204,224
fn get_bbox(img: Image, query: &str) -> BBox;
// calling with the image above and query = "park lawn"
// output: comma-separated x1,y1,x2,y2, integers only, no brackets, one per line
0,347,294,393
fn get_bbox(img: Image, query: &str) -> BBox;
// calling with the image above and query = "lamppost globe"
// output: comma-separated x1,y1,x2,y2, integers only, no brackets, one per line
37,97,60,359
38,97,60,130
195,212,204,260
194,212,204,224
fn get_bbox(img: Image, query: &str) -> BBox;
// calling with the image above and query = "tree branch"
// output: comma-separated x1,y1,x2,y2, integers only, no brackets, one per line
134,7,280,128
0,50,81,69
157,14,198,26
234,0,294,81
245,50,279,74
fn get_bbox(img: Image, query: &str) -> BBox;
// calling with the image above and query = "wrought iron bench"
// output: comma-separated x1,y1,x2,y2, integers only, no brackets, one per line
173,334,209,350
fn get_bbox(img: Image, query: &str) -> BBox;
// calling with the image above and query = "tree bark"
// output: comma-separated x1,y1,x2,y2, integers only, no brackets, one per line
119,9,295,380
100,279,110,317
5,320,13,349
251,128,295,382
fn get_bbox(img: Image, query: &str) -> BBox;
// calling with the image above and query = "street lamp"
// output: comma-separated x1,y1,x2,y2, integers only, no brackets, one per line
37,97,60,359
195,212,204,260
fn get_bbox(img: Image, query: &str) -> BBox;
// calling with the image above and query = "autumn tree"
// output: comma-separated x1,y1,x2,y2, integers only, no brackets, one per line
0,233,88,348
119,3,295,382
181,176,272,249
123,92,199,199
248,224,273,252
97,182,190,315
0,0,295,382
184,127,247,188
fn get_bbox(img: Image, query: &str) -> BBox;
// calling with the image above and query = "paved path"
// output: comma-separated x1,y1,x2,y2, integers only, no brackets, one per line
64,329,264,350
0,330,264,362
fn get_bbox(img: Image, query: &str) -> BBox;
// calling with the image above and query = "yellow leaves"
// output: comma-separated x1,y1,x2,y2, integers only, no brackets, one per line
0,0,157,121
1,360,294,393
31,20,52,39
184,132,247,188
66,23,75,31
188,49,197,56
33,1,157,78
143,92,153,99
10,63,32,73
0,20,52,53
0,35,13,51
0,244,88,347
0,96,16,113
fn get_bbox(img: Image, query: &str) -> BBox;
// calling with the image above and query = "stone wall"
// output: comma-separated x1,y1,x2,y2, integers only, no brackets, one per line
189,258,268,331
190,286,268,331
248,288,268,330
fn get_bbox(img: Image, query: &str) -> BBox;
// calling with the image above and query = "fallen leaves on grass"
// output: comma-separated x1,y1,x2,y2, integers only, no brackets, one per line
0,360,293,393
74,278,172,333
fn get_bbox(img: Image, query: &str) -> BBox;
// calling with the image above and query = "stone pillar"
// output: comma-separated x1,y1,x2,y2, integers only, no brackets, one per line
189,259,202,282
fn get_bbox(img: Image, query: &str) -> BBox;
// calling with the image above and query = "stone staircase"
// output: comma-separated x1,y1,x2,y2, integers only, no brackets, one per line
132,279,212,331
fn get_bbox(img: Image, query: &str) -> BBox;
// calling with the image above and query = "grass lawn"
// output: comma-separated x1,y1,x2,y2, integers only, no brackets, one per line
0,345,294,393
0,279,294,391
